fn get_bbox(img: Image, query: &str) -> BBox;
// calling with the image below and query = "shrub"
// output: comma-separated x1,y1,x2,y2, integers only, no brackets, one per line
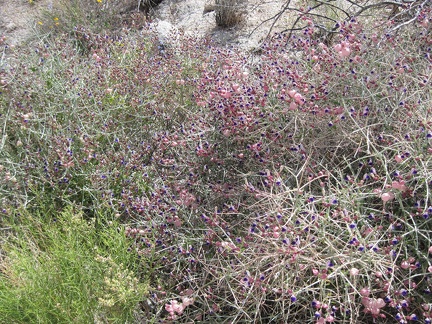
0,2,431,322
36,0,153,42
215,0,246,28
0,207,148,323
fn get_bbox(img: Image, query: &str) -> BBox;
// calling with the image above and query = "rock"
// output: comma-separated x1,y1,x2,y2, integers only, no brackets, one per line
5,23,17,32
203,1,216,15
152,0,293,51
147,19,179,48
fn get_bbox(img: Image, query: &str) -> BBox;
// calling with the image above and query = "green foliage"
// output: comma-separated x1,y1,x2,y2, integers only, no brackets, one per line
0,207,148,323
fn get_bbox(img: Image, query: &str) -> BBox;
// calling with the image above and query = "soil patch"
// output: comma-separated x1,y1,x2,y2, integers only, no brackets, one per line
0,0,53,46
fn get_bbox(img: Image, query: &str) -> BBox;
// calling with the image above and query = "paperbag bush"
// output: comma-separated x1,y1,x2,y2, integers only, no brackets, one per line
0,4,431,323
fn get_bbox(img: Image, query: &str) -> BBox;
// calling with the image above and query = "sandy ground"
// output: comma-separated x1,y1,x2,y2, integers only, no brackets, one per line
0,0,54,46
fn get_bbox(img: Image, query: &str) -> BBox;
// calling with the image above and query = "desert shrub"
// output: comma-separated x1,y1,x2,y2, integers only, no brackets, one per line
265,0,431,46
141,12,430,323
0,30,159,214
38,0,127,33
215,0,246,28
35,0,158,50
0,2,431,323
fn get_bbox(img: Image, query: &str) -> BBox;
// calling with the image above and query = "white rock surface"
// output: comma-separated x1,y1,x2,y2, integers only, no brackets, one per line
152,0,295,51
153,19,179,45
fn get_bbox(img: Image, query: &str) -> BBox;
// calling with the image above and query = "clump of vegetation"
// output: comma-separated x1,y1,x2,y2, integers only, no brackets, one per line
0,207,148,323
215,0,246,27
0,1,431,322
